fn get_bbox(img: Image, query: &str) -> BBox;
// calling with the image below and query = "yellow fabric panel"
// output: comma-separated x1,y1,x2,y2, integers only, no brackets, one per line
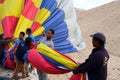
0,3,3,33
8,42,13,48
32,0,42,8
1,0,24,19
37,43,78,70
33,26,44,36
0,25,3,34
35,8,51,25
0,4,3,34
0,4,3,20
0,4,2,34
14,15,33,38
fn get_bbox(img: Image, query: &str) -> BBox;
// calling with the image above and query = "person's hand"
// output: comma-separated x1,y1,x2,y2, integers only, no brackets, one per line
11,38,15,43
3,36,13,40
9,36,14,39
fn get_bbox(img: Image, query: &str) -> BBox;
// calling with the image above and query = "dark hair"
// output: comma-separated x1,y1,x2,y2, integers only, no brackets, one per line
93,37,105,46
25,37,31,44
49,29,55,35
26,28,31,34
20,32,25,36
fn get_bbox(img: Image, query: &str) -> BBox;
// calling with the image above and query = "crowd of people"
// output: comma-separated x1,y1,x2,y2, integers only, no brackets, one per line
0,28,55,80
0,30,109,80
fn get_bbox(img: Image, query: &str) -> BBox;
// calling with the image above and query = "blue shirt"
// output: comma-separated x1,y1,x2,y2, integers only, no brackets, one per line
14,39,21,46
28,34,35,42
8,39,24,51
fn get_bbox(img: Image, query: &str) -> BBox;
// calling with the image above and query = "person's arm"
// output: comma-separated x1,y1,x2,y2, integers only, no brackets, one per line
8,39,18,51
73,54,100,74
3,36,13,40
0,39,11,44
8,44,16,51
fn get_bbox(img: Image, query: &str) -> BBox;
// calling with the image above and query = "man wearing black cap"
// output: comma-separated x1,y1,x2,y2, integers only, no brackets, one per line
73,32,109,80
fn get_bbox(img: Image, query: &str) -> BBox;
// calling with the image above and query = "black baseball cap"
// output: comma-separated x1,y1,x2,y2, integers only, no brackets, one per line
90,32,106,42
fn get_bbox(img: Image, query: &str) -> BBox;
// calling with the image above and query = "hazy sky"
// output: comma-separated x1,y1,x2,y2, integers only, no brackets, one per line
73,0,113,10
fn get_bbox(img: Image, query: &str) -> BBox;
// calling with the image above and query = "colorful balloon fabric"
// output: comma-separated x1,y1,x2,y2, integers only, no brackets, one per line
28,48,70,74
0,0,85,53
27,44,87,80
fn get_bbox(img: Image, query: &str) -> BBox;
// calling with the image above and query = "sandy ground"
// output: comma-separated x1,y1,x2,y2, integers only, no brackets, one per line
0,0,120,80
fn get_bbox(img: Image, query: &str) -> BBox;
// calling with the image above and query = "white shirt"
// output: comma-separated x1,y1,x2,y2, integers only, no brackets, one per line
40,37,54,49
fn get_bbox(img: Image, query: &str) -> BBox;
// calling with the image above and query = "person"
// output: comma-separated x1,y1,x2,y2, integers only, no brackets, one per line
8,32,25,51
12,37,32,79
37,29,55,80
25,28,35,42
73,32,109,80
25,28,35,76
0,34,13,66
39,29,54,48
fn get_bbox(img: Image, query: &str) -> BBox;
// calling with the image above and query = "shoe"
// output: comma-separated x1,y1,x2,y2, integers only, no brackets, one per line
12,76,21,80
21,76,26,78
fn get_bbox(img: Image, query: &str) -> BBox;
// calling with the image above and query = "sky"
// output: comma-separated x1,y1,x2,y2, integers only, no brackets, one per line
73,0,113,10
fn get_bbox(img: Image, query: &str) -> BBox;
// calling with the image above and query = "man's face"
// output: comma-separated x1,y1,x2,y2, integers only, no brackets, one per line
92,38,99,47
19,34,24,40
47,31,53,38
26,31,29,35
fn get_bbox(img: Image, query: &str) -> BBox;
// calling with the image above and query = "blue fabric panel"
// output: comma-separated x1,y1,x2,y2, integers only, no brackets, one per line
40,0,57,13
54,40,77,54
43,9,65,28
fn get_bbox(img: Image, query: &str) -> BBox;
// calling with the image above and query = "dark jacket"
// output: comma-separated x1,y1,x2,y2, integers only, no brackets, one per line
0,39,11,51
73,46,109,80
0,39,11,59
16,41,29,63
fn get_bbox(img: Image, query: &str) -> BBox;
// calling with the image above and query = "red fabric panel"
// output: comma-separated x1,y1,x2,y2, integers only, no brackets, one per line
23,0,38,20
31,22,41,33
3,53,16,70
29,42,36,49
4,44,10,50
28,49,70,74
0,0,4,3
70,74,86,80
2,16,19,37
